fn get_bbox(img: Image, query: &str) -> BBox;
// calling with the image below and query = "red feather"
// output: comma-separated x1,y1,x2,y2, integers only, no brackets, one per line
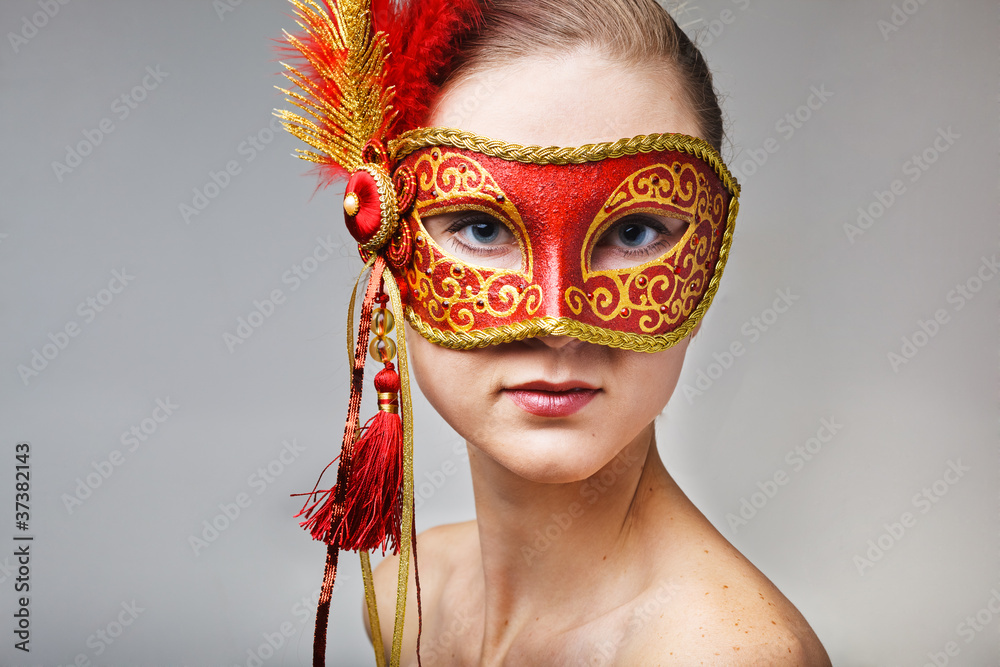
275,1,352,184
375,0,484,137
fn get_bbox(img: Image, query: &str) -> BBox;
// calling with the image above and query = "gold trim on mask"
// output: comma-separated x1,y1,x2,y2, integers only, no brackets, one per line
396,128,740,352
390,127,740,199
565,162,726,333
405,311,694,353
406,149,544,330
405,195,739,352
410,149,532,274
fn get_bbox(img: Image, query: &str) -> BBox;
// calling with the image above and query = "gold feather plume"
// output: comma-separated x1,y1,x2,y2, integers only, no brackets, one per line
275,0,395,174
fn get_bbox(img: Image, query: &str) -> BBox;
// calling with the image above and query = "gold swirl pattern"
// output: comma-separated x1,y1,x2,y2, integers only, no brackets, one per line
565,163,727,333
390,127,740,199
405,186,737,353
396,140,739,351
402,150,542,332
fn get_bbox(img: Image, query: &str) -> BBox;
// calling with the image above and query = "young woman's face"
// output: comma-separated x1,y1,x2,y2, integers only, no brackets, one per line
408,52,704,483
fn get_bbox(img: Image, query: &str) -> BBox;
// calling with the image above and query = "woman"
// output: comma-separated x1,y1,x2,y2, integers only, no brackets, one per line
279,0,831,663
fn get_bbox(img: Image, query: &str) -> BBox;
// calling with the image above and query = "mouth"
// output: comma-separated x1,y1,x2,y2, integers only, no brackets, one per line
502,381,600,418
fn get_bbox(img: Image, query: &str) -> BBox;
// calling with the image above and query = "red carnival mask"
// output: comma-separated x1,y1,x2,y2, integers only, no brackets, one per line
390,129,740,352
277,2,741,663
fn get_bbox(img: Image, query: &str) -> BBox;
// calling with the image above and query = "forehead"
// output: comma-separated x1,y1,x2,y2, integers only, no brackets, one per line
429,52,702,146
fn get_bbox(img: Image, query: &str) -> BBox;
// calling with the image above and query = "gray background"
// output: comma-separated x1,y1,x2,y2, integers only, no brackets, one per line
0,1,997,665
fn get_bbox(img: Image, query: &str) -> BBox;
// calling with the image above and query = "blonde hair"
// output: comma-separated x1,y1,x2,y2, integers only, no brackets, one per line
440,0,725,150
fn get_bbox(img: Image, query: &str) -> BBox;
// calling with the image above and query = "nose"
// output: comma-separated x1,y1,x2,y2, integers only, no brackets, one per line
535,335,584,350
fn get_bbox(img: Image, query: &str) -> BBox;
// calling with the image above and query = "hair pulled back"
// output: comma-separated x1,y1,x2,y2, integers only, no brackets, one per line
436,0,724,151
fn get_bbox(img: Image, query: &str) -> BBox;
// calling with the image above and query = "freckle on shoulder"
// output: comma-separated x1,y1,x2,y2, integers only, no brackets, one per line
654,549,829,664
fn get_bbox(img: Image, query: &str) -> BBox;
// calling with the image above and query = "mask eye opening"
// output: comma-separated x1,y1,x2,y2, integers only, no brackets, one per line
415,203,527,273
587,207,693,273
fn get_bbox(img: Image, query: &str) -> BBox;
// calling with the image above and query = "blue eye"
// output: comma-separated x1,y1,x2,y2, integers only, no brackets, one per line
420,210,521,270
592,214,689,270
468,221,501,244
617,223,656,248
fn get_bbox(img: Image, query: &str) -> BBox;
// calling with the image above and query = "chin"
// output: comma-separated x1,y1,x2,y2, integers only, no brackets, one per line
471,422,642,484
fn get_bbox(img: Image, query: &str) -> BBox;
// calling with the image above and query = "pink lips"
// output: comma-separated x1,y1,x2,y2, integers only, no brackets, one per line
503,381,599,418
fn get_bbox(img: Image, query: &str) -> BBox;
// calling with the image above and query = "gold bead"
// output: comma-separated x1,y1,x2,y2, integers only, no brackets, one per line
343,191,360,217
370,308,395,337
369,336,397,364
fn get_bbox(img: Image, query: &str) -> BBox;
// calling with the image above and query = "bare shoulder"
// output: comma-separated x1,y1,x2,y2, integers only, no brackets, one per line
625,536,830,666
365,521,479,662
373,520,478,601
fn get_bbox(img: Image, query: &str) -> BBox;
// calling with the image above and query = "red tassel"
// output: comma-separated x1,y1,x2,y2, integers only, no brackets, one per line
339,363,403,553
296,365,403,553
295,257,387,547
296,482,342,543
298,360,403,552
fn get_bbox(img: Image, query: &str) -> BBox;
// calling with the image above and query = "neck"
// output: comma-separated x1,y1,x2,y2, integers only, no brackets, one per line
467,422,670,650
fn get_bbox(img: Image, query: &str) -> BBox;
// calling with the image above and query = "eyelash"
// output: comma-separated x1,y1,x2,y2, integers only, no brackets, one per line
443,213,511,257
621,239,669,258
610,216,686,257
437,213,684,261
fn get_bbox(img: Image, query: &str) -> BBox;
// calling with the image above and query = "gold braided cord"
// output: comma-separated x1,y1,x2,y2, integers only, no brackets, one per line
347,257,409,667
390,127,740,198
383,264,414,667
406,197,739,353
346,255,378,368
359,551,387,667
275,0,394,172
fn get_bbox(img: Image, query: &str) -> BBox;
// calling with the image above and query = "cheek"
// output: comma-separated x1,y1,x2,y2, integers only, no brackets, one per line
407,328,496,433
407,330,454,408
611,343,689,418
